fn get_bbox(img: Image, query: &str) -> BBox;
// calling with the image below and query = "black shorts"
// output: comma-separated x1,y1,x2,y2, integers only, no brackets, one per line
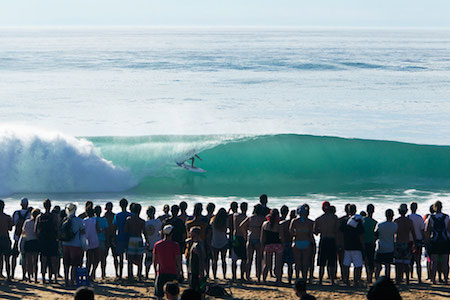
375,252,394,264
24,240,40,253
0,236,11,256
40,239,59,257
155,273,178,297
317,237,337,267
364,242,376,269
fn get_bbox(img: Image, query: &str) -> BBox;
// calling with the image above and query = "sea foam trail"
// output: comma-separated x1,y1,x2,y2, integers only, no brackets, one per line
0,127,135,196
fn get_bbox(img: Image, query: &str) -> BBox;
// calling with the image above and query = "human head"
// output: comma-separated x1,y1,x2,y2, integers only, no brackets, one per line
21,197,29,209
433,201,442,213
367,204,375,216
193,203,203,217
230,201,238,213
0,200,4,212
94,205,102,217
164,282,180,300
240,202,248,214
180,289,201,300
66,203,77,216
31,208,41,220
86,207,95,218
295,280,307,297
119,198,128,210
290,210,296,220
74,286,94,300
386,209,394,222
429,204,435,214
43,198,51,211
345,203,351,215
322,201,331,213
147,206,156,219
206,202,215,215
259,194,268,206
52,206,61,214
410,202,418,213
105,202,113,212
367,276,401,300
297,205,309,218
213,208,228,230
360,211,367,217
254,204,264,216
280,205,289,219
330,206,336,215
163,204,170,214
171,205,180,217
349,204,357,216
268,209,280,228
163,225,174,238
398,203,408,216
190,226,201,241
179,201,187,212
131,203,142,216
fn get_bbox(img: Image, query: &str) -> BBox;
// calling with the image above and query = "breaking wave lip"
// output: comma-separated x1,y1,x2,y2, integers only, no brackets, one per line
0,126,136,197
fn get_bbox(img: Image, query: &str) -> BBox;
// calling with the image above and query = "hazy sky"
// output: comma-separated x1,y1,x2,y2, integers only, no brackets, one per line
0,0,449,27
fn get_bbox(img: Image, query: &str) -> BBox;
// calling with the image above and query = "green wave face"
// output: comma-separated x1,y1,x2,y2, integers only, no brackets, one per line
89,134,450,197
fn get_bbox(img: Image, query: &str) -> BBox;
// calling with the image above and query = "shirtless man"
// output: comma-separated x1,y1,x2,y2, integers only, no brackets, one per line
157,205,171,223
280,206,294,284
240,204,266,282
125,203,146,281
314,201,338,285
394,203,416,285
231,202,247,282
290,205,314,282
0,200,13,282
178,201,189,224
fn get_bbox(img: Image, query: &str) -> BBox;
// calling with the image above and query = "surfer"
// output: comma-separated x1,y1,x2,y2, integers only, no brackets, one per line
189,154,202,168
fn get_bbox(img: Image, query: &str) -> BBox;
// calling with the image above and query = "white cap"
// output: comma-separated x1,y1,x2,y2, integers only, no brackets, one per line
66,203,77,216
163,225,174,235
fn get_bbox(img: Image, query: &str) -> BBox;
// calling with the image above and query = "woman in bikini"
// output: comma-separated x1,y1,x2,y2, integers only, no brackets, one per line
261,209,284,284
290,204,315,282
240,204,266,282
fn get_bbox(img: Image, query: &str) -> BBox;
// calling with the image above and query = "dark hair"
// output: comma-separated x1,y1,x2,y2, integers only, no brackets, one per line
171,205,180,217
85,201,93,208
206,202,215,214
180,289,201,300
349,204,357,215
345,203,351,214
240,202,248,212
280,205,289,217
193,203,203,217
254,204,264,216
43,198,51,210
367,204,375,214
230,201,238,212
295,279,307,293
86,207,95,218
213,208,228,231
131,203,141,215
433,201,442,213
119,198,128,208
147,206,155,217
410,202,418,212
367,276,401,300
179,201,187,211
165,281,180,297
94,205,102,217
268,209,280,229
259,194,268,205
0,200,4,210
106,202,113,210
386,209,394,220
74,286,94,300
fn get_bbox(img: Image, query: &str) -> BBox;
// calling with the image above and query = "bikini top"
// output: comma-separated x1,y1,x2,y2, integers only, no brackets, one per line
264,230,281,245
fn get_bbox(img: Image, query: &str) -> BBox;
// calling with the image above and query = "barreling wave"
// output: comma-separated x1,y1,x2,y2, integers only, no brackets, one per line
1,129,450,197
0,126,135,196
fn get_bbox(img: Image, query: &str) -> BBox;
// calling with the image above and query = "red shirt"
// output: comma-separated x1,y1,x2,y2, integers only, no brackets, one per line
153,239,180,275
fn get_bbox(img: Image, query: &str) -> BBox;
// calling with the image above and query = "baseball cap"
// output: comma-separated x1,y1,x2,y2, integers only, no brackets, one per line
163,225,174,235
322,201,330,211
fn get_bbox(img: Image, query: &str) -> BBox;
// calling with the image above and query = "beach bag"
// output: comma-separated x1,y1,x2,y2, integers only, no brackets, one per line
205,283,232,298
60,217,76,242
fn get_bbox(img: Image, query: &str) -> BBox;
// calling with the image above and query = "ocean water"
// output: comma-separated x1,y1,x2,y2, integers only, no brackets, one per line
0,27,450,220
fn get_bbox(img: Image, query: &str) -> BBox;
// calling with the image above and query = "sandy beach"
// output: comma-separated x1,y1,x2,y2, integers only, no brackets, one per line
1,275,448,299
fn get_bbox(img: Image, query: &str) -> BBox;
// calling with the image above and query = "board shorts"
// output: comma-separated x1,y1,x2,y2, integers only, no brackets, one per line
265,243,283,255
231,236,247,261
364,242,376,269
0,236,11,256
318,237,337,267
394,242,412,264
375,251,394,264
115,239,129,255
40,239,59,257
343,250,363,268
63,245,83,266
429,240,450,255
127,237,145,256
283,242,294,264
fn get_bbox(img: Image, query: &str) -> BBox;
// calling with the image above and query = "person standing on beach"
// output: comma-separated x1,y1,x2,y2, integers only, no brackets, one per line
314,201,338,285
280,207,294,284
228,202,238,257
408,202,424,283
179,201,190,223
259,194,270,217
83,207,100,280
22,208,40,283
336,203,351,281
61,203,85,287
291,205,315,282
11,197,31,280
113,198,132,279
157,205,171,223
103,202,118,277
340,204,364,287
205,202,215,277
78,201,93,219
153,225,182,300
374,209,397,280
261,209,284,284
144,206,162,279
125,203,146,281
363,204,378,283
186,226,205,294
210,208,229,280
94,206,108,278
231,202,247,282
35,198,59,283
186,203,208,242
240,204,266,282
0,200,13,282
394,203,416,284
425,200,449,284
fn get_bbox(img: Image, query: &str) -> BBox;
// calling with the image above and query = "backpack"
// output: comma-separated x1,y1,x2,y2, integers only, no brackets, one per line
38,213,56,240
14,210,29,237
431,214,449,242
60,217,76,242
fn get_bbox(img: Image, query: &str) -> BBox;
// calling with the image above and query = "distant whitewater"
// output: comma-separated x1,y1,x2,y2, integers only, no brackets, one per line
1,127,449,197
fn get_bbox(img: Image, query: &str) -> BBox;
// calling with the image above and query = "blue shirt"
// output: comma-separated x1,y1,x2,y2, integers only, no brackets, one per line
96,216,108,242
113,211,131,242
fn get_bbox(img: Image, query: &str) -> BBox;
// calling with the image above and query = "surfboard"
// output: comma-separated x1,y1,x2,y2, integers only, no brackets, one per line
176,162,206,173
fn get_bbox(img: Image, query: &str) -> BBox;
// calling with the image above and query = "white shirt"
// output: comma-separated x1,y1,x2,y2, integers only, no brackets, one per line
22,219,37,241
145,219,162,249
408,213,425,240
83,217,99,250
